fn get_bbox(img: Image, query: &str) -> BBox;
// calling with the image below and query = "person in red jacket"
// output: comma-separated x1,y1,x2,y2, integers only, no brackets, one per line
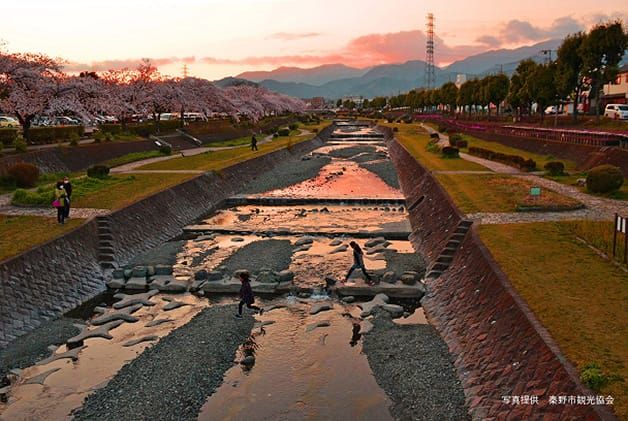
235,272,263,319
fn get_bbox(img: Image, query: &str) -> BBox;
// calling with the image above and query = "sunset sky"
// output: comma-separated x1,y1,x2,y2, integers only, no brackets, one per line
2,0,626,80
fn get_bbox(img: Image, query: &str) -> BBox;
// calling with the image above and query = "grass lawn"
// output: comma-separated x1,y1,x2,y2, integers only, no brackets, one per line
435,173,582,213
546,173,628,201
457,133,578,173
386,123,487,171
104,150,165,168
0,215,84,261
12,173,195,210
479,222,627,419
139,132,317,171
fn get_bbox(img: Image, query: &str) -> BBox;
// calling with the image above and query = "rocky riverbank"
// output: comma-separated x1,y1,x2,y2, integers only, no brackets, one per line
72,304,253,421
363,312,469,421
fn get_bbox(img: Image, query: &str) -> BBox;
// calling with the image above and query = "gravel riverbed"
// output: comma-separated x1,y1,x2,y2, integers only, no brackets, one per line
363,312,469,421
72,304,254,421
240,155,331,194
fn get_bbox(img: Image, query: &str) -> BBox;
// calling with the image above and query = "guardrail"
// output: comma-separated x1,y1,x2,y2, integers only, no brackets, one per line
418,114,628,148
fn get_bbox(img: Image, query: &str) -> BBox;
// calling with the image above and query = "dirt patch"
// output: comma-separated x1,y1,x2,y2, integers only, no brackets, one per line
360,160,401,189
219,239,293,275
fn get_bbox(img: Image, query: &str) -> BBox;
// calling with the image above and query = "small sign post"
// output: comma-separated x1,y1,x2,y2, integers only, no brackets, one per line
529,187,541,203
613,214,627,263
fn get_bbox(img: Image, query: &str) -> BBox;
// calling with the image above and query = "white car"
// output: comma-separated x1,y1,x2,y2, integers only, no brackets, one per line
0,116,20,128
604,104,628,120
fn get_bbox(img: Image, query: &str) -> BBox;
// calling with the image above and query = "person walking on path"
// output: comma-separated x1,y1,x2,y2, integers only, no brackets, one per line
62,176,73,218
53,181,68,224
344,241,373,284
235,272,263,318
251,134,258,151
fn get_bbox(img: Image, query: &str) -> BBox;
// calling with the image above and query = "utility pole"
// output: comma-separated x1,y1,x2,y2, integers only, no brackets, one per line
182,64,189,78
424,13,436,90
540,50,554,64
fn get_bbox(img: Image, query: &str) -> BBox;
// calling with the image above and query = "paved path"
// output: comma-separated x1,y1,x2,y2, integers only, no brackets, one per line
420,123,628,223
0,205,109,218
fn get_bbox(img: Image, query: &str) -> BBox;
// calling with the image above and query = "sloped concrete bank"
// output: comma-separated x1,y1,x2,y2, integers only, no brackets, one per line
0,127,332,349
382,125,615,420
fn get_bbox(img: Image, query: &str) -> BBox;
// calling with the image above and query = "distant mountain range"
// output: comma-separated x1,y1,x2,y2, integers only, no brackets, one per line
218,39,565,99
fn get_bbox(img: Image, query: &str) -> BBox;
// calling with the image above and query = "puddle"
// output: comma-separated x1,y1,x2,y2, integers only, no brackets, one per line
259,160,402,198
0,294,211,420
198,303,393,420
197,205,410,234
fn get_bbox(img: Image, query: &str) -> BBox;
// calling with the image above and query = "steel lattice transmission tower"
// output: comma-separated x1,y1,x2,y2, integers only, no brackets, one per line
424,13,436,90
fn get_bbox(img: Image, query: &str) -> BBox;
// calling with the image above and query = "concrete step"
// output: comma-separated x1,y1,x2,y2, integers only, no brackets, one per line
99,240,114,248
454,226,469,234
100,262,116,269
99,234,114,242
441,247,457,256
436,255,453,264
426,270,442,279
99,247,115,255
431,262,449,272
99,253,115,262
459,220,473,228
450,233,466,242
446,240,461,248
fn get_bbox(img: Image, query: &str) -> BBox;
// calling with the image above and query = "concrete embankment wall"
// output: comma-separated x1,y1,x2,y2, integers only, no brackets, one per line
0,126,333,348
382,125,614,420
0,140,166,175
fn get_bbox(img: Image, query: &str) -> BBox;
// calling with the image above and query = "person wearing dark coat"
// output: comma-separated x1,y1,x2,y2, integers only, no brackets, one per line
63,176,73,218
251,134,258,151
235,272,263,318
344,241,373,283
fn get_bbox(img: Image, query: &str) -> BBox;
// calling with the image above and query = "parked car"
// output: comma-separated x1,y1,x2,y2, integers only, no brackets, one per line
0,116,20,128
604,104,628,120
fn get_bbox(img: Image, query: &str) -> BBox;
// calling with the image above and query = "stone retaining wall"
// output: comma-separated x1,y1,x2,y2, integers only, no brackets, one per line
0,127,333,349
0,140,164,175
384,126,615,420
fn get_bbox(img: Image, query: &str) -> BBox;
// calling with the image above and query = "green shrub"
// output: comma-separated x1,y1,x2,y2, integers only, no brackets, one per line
14,138,27,153
7,163,40,188
0,175,16,190
448,133,463,145
580,363,609,392
98,124,123,135
455,140,468,148
159,144,172,155
313,128,319,133
438,124,448,133
11,188,52,207
288,123,299,131
273,133,279,138
277,128,290,136
544,161,565,176
69,131,80,146
386,118,395,123
87,165,110,179
393,127,399,132
586,165,624,193
27,126,84,144
0,128,18,146
94,131,104,143
441,146,460,158
468,146,537,171
105,132,114,142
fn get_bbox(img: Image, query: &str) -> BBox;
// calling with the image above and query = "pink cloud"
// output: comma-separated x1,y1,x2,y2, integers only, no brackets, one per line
268,32,322,41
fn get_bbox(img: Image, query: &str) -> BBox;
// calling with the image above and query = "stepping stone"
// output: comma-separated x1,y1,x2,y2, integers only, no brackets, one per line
231,237,245,242
366,245,387,255
360,320,374,334
342,296,355,303
163,300,190,311
150,276,172,290
382,304,404,318
155,265,174,275
365,237,386,248
93,306,107,315
24,368,61,385
382,271,397,284
113,290,159,309
67,320,124,347
240,355,255,366
125,277,147,290
330,245,348,254
400,272,420,285
106,278,126,289
358,293,389,317
309,302,332,315
293,245,311,253
306,320,331,332
277,270,294,283
294,236,314,246
36,346,86,365
92,304,142,325
123,335,159,347
145,318,174,327
329,239,343,246
159,280,188,293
